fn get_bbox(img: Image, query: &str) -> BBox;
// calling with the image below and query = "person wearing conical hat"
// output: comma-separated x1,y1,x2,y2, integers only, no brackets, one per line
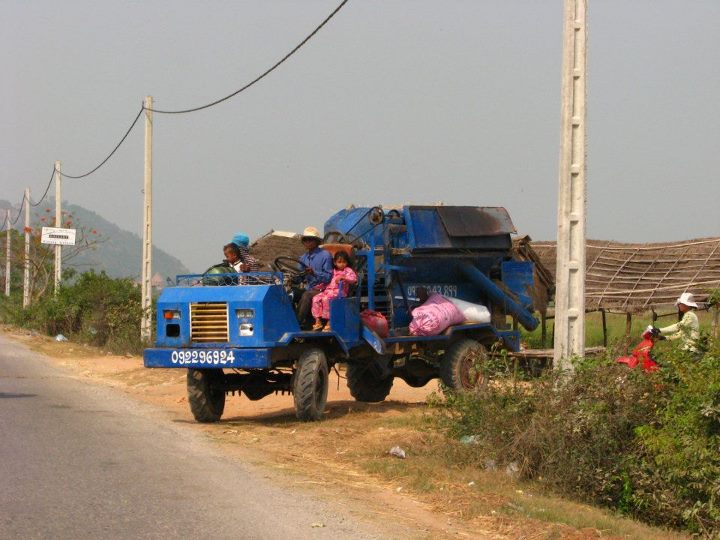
658,292,700,353
294,226,333,329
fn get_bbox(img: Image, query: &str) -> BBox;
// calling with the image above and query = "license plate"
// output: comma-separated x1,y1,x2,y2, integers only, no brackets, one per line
169,349,236,366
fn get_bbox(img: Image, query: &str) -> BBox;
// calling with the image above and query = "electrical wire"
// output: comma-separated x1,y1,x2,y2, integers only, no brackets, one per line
0,193,27,232
146,0,349,114
7,0,349,216
59,105,145,179
7,103,141,213
29,167,59,207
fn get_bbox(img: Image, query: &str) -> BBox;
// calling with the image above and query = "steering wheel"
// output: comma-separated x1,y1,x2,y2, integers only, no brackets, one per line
273,256,305,278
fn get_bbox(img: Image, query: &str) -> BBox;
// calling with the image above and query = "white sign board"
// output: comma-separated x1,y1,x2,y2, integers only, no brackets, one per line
41,227,76,246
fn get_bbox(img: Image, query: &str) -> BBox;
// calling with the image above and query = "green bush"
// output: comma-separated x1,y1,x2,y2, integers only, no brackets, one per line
0,270,143,354
628,345,720,534
432,341,720,536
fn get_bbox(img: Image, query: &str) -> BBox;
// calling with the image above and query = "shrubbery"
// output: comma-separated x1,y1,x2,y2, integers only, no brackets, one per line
432,338,720,536
0,270,144,354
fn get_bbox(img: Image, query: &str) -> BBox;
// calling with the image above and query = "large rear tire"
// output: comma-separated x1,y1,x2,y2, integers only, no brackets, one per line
440,339,487,391
187,368,226,423
346,364,394,402
293,348,329,421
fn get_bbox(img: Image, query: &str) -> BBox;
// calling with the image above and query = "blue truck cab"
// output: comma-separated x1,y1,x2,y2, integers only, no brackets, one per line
144,205,539,422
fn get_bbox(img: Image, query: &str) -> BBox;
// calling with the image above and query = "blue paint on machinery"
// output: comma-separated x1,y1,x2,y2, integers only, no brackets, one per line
144,205,541,423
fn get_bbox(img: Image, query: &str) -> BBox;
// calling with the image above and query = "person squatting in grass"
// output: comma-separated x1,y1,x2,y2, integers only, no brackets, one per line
658,292,701,353
311,251,357,332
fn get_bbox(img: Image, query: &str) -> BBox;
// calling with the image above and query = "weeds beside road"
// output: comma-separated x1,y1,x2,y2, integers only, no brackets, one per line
2,326,690,540
1,271,143,355
432,342,720,537
2,271,715,537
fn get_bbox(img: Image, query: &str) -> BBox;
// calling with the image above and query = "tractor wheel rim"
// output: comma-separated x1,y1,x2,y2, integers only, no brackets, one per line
460,350,482,389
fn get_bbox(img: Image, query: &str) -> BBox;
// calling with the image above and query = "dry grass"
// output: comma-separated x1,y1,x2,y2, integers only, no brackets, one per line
208,403,688,539
4,325,690,539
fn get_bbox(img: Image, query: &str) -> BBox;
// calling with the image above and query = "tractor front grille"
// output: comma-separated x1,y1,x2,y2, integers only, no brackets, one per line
190,302,229,343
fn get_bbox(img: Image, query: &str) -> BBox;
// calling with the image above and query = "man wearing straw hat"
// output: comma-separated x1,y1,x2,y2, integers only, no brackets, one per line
658,292,701,353
293,226,333,329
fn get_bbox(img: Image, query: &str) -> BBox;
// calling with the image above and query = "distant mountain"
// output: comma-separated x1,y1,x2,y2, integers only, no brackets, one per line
0,199,190,280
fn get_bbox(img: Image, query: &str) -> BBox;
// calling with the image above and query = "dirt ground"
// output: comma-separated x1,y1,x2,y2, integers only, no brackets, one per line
4,326,687,540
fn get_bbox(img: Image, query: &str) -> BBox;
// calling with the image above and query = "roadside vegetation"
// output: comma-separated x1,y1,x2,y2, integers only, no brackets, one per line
2,249,718,536
1,220,144,354
0,270,144,354
430,330,720,536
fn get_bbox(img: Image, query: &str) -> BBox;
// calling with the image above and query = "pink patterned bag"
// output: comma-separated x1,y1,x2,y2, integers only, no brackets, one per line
409,293,465,336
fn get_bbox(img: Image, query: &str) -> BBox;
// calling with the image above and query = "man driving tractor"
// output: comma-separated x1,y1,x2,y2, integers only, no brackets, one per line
293,226,333,329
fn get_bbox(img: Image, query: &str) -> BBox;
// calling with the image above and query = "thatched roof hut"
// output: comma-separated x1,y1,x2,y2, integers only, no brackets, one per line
249,230,304,269
531,237,720,313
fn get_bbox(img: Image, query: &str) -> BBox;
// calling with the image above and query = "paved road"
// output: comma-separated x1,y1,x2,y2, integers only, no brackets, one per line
0,334,385,540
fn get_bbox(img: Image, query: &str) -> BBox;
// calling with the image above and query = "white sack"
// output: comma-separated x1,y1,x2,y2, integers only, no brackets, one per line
447,297,491,324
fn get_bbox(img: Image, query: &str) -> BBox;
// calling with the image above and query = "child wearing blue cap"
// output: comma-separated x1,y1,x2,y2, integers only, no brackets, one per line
224,232,259,275
231,233,250,248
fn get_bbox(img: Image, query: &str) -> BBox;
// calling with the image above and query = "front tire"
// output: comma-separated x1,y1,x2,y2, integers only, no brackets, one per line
187,368,226,422
440,339,487,391
293,348,329,421
346,364,394,402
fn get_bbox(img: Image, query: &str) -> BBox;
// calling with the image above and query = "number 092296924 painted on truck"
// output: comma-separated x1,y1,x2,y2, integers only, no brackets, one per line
169,349,236,365
143,205,540,423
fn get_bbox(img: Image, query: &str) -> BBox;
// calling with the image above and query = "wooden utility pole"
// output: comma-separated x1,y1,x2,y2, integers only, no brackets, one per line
22,188,31,308
553,0,587,370
4,209,10,297
140,96,153,342
54,161,62,293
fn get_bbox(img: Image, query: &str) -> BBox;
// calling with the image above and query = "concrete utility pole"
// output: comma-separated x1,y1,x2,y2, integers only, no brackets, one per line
140,96,153,342
553,0,588,370
23,188,31,308
54,161,62,294
4,209,10,297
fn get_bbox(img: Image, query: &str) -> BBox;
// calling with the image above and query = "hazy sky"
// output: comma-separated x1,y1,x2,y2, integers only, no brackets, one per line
3,1,719,273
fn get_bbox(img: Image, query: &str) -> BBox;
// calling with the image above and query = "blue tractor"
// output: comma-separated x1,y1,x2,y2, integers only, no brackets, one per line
144,205,539,422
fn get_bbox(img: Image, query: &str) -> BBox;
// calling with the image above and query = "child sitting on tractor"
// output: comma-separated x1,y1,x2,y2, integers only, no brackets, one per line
311,251,357,332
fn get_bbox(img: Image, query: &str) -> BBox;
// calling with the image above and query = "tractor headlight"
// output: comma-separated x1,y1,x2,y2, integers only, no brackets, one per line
239,323,254,336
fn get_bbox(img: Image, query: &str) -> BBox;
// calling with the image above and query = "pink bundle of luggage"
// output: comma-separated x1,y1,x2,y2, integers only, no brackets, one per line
409,293,465,336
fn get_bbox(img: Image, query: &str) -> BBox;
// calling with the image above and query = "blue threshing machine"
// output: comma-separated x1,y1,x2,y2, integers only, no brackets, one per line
144,205,539,422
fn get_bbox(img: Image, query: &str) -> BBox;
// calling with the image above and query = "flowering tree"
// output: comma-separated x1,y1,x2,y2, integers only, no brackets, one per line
4,208,104,302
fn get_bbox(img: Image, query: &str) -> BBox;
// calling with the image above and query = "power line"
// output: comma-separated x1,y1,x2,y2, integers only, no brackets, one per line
6,103,142,213
8,0,349,213
0,193,27,232
59,105,145,179
29,167,58,207
146,0,349,114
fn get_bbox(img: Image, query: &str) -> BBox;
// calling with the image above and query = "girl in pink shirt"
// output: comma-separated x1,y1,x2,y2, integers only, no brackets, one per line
311,251,357,331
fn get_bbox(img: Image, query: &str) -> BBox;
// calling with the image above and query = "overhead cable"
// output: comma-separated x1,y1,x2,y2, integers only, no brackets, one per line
146,0,349,114
29,167,59,207
0,193,27,232
12,0,348,212
59,105,145,179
